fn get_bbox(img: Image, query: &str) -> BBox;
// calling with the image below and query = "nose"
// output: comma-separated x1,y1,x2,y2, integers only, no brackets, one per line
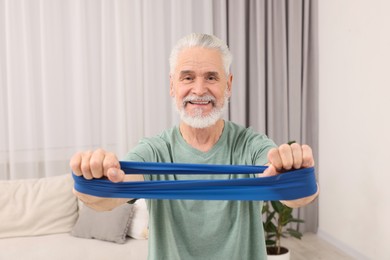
191,78,208,96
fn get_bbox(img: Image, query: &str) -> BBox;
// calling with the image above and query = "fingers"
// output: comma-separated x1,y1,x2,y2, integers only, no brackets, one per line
103,152,121,176
69,149,122,181
267,144,295,172
278,144,294,171
291,143,303,169
90,149,105,178
262,164,278,177
69,150,93,179
70,152,83,176
107,168,126,183
265,143,314,175
267,148,283,172
302,144,315,168
80,151,94,179
90,149,120,178
104,153,125,182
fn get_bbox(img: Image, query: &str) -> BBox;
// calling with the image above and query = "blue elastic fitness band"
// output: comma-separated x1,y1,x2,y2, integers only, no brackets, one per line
72,161,317,201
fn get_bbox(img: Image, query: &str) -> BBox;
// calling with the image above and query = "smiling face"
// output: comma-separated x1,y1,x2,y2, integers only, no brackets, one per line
170,47,233,128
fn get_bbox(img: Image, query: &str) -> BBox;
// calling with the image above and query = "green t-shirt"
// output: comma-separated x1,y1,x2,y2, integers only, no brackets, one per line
125,121,276,260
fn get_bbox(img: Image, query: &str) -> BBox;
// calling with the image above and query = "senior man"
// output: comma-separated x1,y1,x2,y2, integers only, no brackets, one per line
70,33,319,260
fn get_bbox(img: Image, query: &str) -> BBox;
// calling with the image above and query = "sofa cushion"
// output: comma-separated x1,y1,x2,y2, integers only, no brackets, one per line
128,199,149,239
0,233,148,260
71,202,135,244
0,174,78,238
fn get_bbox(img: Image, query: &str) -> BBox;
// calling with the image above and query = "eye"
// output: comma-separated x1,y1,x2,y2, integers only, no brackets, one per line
180,74,194,82
205,73,219,82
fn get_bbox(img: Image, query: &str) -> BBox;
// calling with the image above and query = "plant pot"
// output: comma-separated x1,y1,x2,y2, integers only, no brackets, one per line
266,246,290,260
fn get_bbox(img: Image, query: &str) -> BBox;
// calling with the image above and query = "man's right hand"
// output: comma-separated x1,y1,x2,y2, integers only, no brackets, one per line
70,149,139,211
70,148,126,183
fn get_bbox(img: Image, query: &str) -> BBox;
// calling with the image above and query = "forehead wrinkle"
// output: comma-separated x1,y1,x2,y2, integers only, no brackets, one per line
179,70,195,75
175,47,225,75
179,70,220,76
178,62,221,73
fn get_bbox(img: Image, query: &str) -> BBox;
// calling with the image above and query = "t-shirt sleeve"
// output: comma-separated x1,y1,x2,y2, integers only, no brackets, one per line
123,137,171,181
124,142,151,162
249,133,277,166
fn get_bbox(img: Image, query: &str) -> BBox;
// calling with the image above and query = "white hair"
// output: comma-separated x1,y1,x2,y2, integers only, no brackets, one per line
169,33,233,76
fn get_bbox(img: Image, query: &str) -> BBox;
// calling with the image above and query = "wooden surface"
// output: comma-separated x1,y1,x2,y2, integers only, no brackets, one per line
281,233,354,260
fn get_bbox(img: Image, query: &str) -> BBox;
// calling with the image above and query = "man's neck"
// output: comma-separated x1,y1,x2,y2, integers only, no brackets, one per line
179,119,225,152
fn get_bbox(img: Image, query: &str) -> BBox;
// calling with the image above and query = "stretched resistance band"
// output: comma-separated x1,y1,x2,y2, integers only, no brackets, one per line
73,161,317,201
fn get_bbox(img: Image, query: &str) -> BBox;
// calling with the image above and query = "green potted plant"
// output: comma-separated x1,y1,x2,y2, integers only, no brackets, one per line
262,200,304,259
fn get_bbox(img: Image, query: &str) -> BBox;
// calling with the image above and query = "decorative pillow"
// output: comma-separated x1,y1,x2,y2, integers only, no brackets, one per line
71,202,135,244
127,199,149,239
0,174,78,238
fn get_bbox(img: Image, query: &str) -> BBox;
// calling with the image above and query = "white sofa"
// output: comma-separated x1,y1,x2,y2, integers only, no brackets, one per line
0,174,149,260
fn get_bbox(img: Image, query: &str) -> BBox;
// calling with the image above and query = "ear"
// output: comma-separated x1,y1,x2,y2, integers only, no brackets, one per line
226,74,233,97
169,74,175,97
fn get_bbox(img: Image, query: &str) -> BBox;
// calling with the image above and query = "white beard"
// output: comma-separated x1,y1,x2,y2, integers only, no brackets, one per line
174,91,229,129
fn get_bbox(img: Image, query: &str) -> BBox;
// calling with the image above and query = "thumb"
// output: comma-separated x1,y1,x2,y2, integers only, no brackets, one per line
107,168,125,183
263,164,278,177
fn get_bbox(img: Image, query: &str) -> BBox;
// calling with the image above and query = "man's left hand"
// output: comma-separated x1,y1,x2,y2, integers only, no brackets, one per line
263,143,315,177
263,143,319,208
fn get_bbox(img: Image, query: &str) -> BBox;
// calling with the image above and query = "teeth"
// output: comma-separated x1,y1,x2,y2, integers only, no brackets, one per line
190,101,210,105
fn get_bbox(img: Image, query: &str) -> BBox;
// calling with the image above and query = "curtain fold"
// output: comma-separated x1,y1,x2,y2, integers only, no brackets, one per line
226,0,318,232
0,0,318,231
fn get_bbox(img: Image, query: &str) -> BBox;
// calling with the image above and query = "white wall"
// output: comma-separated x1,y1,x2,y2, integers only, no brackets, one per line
319,0,390,259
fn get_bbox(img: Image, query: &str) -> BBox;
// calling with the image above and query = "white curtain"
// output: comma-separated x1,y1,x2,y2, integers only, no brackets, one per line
0,0,227,179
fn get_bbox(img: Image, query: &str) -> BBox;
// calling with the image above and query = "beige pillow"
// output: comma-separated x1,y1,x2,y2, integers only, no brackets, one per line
127,199,149,239
0,174,78,238
71,203,134,244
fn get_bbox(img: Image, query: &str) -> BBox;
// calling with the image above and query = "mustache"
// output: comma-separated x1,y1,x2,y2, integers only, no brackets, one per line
182,94,216,106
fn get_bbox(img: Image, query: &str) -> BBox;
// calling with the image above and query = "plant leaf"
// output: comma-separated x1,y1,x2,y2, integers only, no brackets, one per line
290,218,305,223
266,211,276,223
266,240,276,246
286,228,303,239
262,201,270,214
264,221,277,233
271,201,284,213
